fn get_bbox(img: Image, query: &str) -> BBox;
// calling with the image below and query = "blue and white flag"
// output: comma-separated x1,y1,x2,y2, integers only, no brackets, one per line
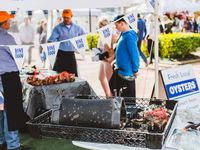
41,42,60,68
70,34,88,58
0,92,4,110
146,0,155,9
98,23,114,48
124,13,138,32
9,45,28,70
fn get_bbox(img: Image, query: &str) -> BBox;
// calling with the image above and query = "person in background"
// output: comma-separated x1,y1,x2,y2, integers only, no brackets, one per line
146,15,155,65
39,22,47,53
193,17,198,33
197,16,200,34
0,11,31,150
137,14,148,67
37,20,45,37
38,22,47,67
184,16,193,32
19,17,35,65
97,18,118,97
110,14,140,97
146,16,164,64
162,15,173,34
172,15,181,33
48,9,85,76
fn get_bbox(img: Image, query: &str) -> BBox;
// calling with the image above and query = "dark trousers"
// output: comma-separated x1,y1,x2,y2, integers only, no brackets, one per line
147,38,155,64
109,71,136,97
53,50,78,76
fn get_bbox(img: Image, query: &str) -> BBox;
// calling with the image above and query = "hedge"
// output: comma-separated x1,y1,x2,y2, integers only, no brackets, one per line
87,33,200,59
159,33,200,59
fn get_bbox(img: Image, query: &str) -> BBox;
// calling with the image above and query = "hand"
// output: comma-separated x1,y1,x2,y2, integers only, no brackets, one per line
104,44,110,51
103,57,112,63
134,72,139,77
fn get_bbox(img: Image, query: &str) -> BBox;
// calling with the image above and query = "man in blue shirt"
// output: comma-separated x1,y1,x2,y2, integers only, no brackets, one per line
0,11,30,150
110,15,140,98
48,9,85,76
137,14,148,66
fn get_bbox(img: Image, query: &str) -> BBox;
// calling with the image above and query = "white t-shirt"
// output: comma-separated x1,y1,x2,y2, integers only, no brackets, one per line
19,23,35,44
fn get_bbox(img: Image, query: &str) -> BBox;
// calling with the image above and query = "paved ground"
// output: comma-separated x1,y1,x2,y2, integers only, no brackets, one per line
28,48,200,98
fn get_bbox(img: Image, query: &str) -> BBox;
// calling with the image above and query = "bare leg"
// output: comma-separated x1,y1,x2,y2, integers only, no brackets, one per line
99,62,112,97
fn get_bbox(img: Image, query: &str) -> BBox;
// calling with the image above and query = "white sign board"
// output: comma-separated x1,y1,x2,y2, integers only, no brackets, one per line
161,65,200,108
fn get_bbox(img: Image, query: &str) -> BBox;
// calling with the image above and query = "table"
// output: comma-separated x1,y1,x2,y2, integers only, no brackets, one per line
22,78,95,118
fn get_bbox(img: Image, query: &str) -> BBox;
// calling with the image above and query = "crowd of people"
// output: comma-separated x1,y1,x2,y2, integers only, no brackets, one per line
0,9,200,150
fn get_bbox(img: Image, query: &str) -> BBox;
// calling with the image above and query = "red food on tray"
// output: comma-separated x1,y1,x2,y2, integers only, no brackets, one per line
26,71,75,86
144,108,170,131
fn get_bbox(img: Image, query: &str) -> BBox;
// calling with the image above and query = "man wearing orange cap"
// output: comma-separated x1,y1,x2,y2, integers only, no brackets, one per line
48,9,85,76
0,11,31,150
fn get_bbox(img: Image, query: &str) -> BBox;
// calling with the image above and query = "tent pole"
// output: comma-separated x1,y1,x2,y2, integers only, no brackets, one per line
89,8,92,32
154,0,159,98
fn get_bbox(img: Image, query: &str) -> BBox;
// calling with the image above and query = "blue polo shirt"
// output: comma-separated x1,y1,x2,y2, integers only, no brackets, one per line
48,22,85,52
0,28,18,75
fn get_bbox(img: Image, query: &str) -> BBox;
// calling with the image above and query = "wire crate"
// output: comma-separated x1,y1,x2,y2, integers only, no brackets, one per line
27,97,177,149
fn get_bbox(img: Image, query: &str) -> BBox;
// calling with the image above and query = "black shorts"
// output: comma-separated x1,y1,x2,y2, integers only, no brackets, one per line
109,71,136,97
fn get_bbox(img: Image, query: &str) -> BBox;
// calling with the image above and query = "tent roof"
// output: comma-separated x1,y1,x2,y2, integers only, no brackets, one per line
160,0,200,12
0,0,133,11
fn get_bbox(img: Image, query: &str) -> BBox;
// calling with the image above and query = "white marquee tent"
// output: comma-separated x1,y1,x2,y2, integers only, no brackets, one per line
127,0,200,14
160,0,200,12
0,0,133,10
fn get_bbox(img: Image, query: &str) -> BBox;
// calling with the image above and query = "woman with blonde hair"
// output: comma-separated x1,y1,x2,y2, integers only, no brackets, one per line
97,18,118,96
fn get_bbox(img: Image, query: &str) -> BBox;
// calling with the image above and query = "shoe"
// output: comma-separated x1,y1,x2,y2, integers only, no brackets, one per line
145,61,149,67
0,142,7,150
8,145,32,150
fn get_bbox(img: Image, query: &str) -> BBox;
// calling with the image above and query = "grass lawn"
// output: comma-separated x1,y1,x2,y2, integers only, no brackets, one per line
20,134,87,150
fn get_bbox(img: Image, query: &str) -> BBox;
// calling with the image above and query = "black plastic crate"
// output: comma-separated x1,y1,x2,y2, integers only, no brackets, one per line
27,97,177,149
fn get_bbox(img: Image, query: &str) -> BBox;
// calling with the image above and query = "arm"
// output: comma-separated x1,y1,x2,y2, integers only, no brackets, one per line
105,53,115,63
47,27,60,43
126,35,140,74
6,34,17,57
78,27,85,36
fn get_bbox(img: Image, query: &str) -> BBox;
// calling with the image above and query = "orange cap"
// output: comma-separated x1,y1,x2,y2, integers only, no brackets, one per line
0,11,14,23
62,9,73,18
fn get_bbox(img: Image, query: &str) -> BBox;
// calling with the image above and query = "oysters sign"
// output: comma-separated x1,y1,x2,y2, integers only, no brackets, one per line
161,64,200,108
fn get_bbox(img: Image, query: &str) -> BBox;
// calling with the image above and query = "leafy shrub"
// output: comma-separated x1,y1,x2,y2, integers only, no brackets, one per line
87,33,100,49
141,40,149,57
159,33,200,59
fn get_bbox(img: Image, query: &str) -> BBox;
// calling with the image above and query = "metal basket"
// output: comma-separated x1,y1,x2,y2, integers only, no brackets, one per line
27,97,177,149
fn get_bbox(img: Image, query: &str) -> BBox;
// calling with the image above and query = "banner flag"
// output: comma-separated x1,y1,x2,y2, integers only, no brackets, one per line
124,13,138,32
70,34,88,58
41,42,60,68
9,45,28,70
98,23,113,48
146,0,155,9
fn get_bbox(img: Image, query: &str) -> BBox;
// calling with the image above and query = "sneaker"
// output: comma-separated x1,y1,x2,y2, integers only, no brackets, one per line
8,145,32,150
0,142,7,150
145,61,149,67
